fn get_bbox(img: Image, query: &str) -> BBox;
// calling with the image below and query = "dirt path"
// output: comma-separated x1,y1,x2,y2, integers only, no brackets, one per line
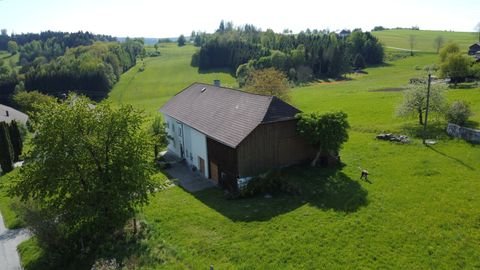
0,212,30,270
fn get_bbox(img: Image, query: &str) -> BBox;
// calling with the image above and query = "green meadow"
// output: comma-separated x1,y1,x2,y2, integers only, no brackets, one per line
1,30,479,269
372,29,478,52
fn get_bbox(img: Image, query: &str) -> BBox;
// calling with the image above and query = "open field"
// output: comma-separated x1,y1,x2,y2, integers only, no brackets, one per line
373,29,479,52
1,32,479,269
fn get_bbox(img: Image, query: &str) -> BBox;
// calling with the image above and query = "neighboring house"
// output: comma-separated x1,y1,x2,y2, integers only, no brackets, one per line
0,104,28,124
338,29,351,38
468,42,480,55
160,83,314,189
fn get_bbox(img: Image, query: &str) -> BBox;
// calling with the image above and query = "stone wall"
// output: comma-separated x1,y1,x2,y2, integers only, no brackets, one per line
446,123,480,143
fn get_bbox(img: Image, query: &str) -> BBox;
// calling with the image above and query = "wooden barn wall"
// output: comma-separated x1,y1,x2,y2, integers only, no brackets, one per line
206,137,238,177
237,120,315,177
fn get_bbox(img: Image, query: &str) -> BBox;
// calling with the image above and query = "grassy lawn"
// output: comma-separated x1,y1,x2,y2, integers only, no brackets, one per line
4,32,480,269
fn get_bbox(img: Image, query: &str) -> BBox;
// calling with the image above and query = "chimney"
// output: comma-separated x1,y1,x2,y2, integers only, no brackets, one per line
213,80,221,87
5,110,9,117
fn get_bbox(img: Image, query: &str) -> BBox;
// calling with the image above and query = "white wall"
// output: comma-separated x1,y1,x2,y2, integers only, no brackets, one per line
163,114,209,179
190,127,209,178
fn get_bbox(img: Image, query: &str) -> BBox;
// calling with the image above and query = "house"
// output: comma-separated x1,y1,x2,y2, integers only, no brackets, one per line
160,83,315,189
0,104,28,124
468,42,480,55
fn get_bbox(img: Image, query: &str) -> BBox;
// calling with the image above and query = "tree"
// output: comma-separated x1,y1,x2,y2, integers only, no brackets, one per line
190,31,196,42
446,101,472,126
440,53,473,86
13,90,56,116
154,43,159,52
408,35,416,56
0,122,14,173
434,36,444,54
244,68,290,101
7,41,18,55
353,53,366,69
397,82,446,125
296,112,350,167
10,95,156,253
177,35,186,47
151,116,169,159
439,42,460,62
8,121,23,162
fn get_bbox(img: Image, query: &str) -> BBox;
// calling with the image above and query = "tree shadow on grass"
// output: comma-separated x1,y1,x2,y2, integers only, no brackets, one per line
401,121,449,140
426,145,476,171
192,165,368,222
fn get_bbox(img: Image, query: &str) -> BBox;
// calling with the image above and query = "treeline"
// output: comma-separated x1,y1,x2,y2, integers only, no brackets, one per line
191,22,384,83
0,29,143,104
23,40,144,99
0,30,116,51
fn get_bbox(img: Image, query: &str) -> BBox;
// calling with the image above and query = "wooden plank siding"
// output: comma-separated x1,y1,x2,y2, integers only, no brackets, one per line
207,137,238,190
236,119,315,177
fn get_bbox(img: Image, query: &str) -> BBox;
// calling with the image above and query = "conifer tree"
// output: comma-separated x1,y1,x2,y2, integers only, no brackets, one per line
0,122,14,173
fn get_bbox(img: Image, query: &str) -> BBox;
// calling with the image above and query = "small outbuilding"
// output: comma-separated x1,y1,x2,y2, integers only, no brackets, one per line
468,42,480,55
160,83,315,190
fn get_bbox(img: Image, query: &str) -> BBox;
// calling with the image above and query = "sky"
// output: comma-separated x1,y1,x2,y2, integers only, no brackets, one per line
1,0,479,38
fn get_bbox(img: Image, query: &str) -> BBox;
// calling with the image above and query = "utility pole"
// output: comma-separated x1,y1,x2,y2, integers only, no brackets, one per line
423,74,432,145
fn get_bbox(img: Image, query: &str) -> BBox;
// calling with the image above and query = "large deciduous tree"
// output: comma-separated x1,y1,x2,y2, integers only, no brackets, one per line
397,82,446,125
244,68,290,101
296,112,350,167
7,41,18,55
440,53,473,85
10,95,156,253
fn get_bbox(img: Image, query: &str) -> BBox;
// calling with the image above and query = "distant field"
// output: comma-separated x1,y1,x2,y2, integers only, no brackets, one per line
373,29,478,52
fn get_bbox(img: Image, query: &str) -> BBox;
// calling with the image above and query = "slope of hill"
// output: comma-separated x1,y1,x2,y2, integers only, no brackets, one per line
373,29,478,52
108,44,236,115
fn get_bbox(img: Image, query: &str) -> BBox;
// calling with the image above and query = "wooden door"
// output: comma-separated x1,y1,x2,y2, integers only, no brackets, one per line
198,157,205,176
210,161,219,184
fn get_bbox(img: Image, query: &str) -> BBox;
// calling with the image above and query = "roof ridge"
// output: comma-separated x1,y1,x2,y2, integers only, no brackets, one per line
192,82,277,98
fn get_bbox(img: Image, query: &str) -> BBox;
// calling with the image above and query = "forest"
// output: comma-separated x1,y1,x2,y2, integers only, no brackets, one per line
191,22,384,84
0,30,143,104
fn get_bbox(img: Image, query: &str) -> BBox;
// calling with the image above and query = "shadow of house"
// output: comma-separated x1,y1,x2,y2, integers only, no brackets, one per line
192,165,368,222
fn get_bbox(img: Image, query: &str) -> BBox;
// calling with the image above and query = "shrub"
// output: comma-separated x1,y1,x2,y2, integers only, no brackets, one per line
446,101,472,126
240,170,301,197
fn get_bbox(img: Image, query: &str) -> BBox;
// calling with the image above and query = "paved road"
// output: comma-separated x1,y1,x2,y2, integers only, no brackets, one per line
0,212,30,270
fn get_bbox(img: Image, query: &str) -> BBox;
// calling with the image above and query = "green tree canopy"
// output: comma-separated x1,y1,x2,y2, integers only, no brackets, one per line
440,53,473,85
10,95,156,252
439,42,460,62
7,40,18,55
244,68,290,101
296,112,350,167
178,35,186,47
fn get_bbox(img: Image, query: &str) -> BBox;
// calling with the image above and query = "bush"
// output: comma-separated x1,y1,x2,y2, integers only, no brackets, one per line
240,170,301,197
446,101,472,126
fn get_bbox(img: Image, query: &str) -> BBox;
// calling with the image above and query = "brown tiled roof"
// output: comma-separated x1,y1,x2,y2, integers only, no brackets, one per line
160,83,300,148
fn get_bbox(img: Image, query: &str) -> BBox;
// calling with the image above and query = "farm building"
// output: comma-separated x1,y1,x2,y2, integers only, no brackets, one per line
160,82,315,189
468,42,480,55
0,104,28,124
